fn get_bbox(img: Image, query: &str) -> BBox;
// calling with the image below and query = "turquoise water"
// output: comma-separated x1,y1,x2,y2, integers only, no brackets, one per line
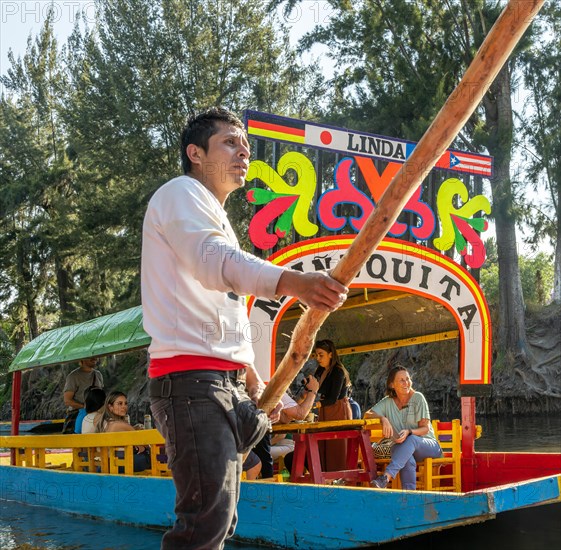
0,499,164,549
1,415,560,549
475,414,561,453
0,499,270,549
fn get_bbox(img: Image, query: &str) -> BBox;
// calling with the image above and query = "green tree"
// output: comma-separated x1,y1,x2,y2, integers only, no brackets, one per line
480,237,499,304
519,253,554,306
61,0,326,307
270,0,538,363
483,245,555,308
520,3,561,304
1,0,324,350
0,13,75,339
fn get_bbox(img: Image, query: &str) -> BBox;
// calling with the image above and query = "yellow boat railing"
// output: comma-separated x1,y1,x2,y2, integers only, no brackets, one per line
1,430,169,477
1,418,480,490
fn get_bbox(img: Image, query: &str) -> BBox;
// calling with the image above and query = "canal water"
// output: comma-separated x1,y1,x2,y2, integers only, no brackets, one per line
1,415,560,549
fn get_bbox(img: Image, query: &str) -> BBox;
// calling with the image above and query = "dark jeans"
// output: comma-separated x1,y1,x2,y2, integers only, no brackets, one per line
253,432,273,478
149,371,244,550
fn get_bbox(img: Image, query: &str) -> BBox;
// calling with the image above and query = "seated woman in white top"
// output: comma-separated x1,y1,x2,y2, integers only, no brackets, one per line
95,391,150,472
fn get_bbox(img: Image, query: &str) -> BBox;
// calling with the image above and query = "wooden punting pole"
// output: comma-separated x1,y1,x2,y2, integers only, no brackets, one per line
259,0,545,413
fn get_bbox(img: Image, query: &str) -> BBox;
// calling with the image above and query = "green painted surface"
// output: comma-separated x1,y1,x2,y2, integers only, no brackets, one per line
9,306,150,372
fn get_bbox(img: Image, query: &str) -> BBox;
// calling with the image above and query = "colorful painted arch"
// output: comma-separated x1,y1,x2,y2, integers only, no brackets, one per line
247,237,492,385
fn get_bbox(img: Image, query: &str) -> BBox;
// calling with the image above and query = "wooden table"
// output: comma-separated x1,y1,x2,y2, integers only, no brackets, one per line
272,419,380,485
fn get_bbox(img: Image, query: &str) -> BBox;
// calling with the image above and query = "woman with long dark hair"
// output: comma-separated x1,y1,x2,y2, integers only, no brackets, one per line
367,365,442,490
314,339,353,471
95,391,130,433
95,391,150,472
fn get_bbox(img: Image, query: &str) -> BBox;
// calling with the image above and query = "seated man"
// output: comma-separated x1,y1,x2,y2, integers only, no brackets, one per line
62,358,103,433
279,374,320,424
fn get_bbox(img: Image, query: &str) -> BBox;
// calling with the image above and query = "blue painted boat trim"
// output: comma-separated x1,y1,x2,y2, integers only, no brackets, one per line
0,466,176,527
1,467,559,548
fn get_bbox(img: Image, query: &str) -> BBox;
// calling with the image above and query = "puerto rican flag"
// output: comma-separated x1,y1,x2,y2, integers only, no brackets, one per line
441,150,493,177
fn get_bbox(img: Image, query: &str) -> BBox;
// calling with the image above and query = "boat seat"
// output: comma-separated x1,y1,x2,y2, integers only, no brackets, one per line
72,447,97,472
14,446,46,468
367,418,463,492
421,419,462,492
150,443,172,477
361,419,402,488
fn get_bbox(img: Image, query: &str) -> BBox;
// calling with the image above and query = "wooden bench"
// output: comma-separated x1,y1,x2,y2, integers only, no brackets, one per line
1,430,171,477
421,419,462,492
1,420,476,488
366,418,466,491
362,419,403,488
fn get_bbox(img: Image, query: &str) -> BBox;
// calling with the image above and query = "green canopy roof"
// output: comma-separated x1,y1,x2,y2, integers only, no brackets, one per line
8,306,151,372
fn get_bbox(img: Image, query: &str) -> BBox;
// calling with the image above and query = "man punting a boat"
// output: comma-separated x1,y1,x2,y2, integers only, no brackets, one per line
141,107,348,550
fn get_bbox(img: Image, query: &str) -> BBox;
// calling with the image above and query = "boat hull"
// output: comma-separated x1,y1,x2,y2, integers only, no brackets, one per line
1,465,559,548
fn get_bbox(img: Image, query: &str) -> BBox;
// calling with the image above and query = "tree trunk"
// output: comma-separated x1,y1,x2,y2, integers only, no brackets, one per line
554,235,561,304
483,65,529,360
16,238,39,340
55,256,76,320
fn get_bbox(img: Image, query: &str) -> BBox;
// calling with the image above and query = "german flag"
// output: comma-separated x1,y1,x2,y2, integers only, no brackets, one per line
245,111,305,144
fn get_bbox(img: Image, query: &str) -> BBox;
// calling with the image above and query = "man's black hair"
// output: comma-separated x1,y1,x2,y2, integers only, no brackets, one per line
180,107,245,174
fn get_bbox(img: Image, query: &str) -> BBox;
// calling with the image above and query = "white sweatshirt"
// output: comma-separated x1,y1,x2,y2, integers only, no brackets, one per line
141,175,285,366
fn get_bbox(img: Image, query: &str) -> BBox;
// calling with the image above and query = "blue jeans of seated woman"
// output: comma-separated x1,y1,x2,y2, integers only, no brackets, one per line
385,435,442,490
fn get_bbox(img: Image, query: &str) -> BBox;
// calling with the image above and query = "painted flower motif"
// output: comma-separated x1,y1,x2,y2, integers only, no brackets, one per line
246,189,298,249
320,157,436,240
450,214,489,268
317,158,374,232
434,178,491,269
245,152,319,250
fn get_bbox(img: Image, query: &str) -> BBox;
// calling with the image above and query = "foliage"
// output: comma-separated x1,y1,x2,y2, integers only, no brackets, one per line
481,244,554,307
0,14,73,341
0,324,15,374
480,262,499,305
0,0,321,349
270,0,545,355
519,253,555,306
519,3,561,303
